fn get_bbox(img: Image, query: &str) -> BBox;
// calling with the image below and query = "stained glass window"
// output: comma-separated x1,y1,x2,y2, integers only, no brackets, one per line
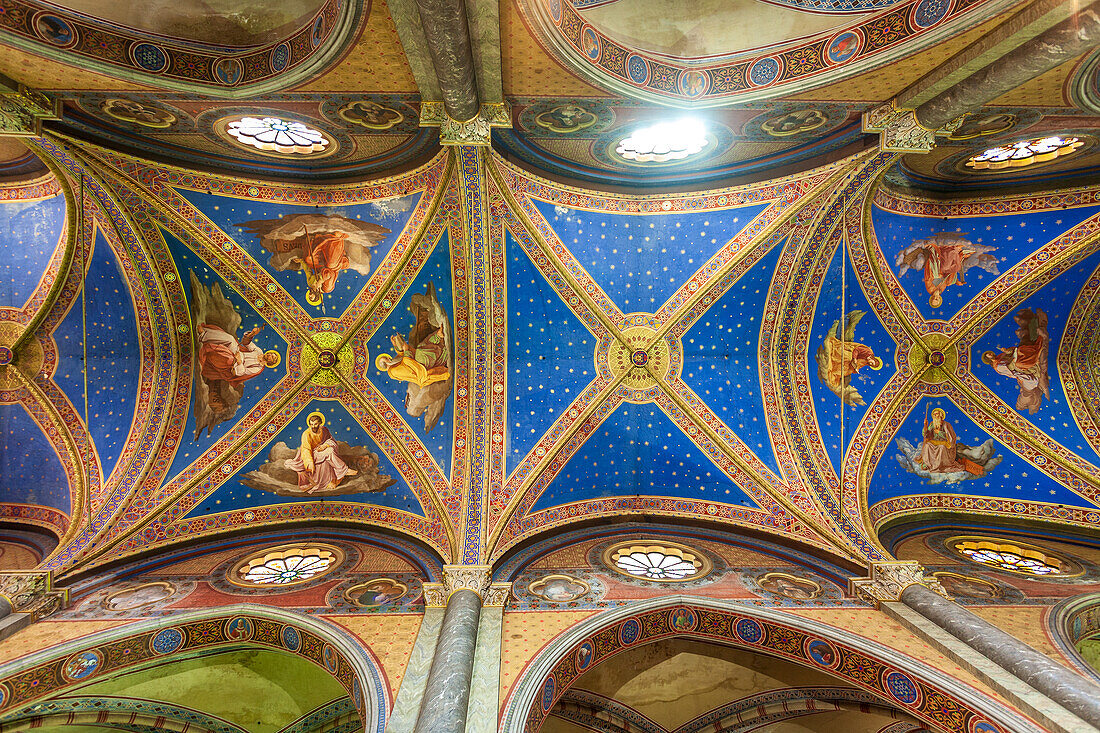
952,538,1069,576
965,136,1083,171
232,544,343,587
605,542,708,581
615,120,708,163
225,116,330,155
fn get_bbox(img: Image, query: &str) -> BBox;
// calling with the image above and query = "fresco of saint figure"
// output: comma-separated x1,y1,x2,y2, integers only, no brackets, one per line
346,578,407,607
815,310,883,406
895,231,999,308
376,282,453,432
240,412,396,497
983,308,1050,415
895,407,1002,484
237,214,390,310
190,271,281,440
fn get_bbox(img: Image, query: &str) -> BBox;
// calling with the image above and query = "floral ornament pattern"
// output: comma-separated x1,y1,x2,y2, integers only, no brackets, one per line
604,541,709,581
952,538,1073,576
225,116,331,155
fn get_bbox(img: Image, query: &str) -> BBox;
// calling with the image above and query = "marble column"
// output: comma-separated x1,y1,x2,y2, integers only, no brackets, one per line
413,589,483,733
915,7,1100,129
901,583,1100,728
412,0,481,121
386,608,445,733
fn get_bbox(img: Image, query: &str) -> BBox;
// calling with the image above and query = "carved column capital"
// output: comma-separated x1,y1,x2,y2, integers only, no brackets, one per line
0,80,60,136
443,565,491,595
849,561,949,606
483,582,512,607
0,571,68,620
419,101,510,145
862,101,963,154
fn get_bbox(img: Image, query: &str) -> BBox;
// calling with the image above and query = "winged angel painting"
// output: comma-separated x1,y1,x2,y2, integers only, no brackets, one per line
815,310,882,406
896,231,999,308
190,272,281,440
237,214,390,309
376,282,452,432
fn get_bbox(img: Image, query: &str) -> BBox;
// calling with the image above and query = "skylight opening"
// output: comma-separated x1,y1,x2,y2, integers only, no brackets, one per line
965,135,1083,170
615,119,709,163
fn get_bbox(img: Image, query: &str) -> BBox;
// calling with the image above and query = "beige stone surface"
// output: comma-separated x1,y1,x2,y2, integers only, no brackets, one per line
499,610,598,714
324,613,423,701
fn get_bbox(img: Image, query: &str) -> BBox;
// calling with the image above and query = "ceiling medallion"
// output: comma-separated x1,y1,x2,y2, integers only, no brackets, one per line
596,319,682,404
965,135,1084,171
220,115,334,157
337,101,404,130
602,540,711,582
948,536,1081,577
100,99,177,129
230,543,345,588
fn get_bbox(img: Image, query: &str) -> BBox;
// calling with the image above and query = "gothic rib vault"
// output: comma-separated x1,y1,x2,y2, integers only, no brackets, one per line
2,0,1100,732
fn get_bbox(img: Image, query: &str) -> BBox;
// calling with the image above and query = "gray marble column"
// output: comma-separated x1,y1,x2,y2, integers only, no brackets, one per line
413,589,482,733
915,7,1100,129
412,0,481,121
901,583,1100,728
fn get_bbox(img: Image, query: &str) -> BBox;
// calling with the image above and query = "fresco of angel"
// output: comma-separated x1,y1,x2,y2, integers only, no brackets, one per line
239,411,396,497
895,231,999,308
190,271,281,440
895,407,1002,484
236,214,390,309
982,308,1050,415
815,309,883,406
376,282,452,433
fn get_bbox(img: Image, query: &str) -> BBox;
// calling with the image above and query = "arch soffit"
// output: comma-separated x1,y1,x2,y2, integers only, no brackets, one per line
500,596,1040,733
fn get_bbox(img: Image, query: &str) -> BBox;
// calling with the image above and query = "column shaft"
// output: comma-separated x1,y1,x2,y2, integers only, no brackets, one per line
413,589,482,733
901,583,1100,727
915,7,1100,129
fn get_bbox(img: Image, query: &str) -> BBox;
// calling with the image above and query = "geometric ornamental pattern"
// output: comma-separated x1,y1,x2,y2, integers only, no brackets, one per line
604,541,709,581
965,136,1083,171
951,537,1072,576
230,544,344,587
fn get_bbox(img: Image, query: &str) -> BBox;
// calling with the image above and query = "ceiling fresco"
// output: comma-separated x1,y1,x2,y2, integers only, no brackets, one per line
1,128,1098,581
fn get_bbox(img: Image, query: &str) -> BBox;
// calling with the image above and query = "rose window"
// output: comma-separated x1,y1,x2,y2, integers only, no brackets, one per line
965,136,1083,171
615,119,708,163
225,116,330,155
951,538,1074,577
604,541,710,581
231,544,343,587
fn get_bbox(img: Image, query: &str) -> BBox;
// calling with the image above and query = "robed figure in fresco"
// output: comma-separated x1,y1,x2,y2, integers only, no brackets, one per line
190,271,281,440
815,310,883,406
239,412,395,498
376,282,452,432
285,412,357,493
237,214,390,309
895,407,1002,484
895,231,999,308
982,308,1050,414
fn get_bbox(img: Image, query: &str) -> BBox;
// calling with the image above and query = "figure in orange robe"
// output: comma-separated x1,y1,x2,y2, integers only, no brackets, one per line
284,231,352,306
918,408,985,477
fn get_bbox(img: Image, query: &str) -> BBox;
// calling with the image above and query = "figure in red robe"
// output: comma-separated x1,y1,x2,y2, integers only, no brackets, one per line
895,232,999,308
982,308,1050,414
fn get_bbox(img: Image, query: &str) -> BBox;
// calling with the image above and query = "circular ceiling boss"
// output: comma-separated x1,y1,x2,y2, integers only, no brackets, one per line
596,318,682,403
